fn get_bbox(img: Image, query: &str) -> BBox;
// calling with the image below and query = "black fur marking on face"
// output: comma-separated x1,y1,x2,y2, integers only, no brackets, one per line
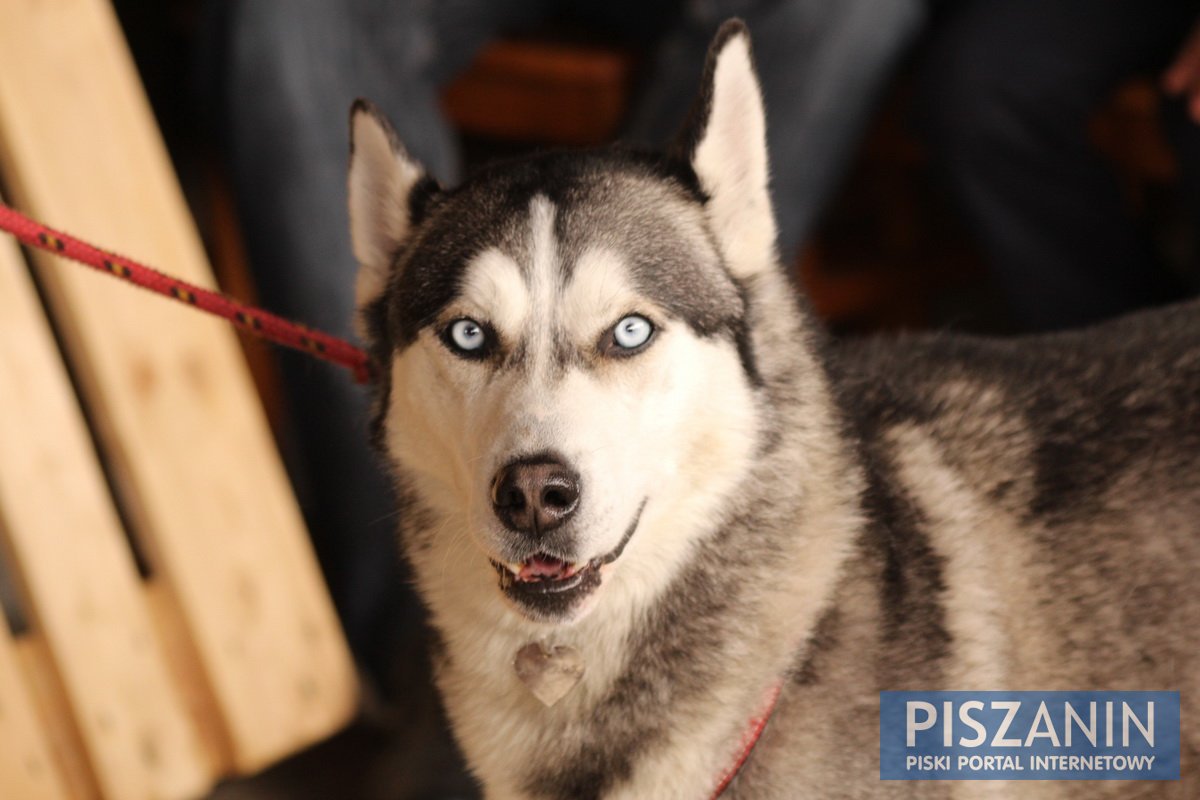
382,148,713,351
407,174,442,226
361,291,395,454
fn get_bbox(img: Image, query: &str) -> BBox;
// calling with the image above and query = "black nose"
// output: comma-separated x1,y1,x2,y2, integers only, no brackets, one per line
491,456,581,535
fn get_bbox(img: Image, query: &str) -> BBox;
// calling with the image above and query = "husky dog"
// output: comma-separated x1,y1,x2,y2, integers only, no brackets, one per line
346,20,1199,799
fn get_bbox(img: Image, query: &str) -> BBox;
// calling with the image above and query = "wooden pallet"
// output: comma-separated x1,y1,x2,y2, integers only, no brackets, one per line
0,1,358,798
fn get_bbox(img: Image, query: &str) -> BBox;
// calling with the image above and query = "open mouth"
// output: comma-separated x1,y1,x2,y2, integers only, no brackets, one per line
496,554,591,591
489,500,646,619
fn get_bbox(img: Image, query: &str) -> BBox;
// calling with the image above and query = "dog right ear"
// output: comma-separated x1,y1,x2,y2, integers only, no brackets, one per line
348,99,432,308
672,20,777,279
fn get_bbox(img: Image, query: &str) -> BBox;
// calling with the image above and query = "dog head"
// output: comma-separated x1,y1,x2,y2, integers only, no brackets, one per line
349,22,776,624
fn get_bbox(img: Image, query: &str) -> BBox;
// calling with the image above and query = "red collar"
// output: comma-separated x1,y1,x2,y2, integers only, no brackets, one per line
709,680,783,799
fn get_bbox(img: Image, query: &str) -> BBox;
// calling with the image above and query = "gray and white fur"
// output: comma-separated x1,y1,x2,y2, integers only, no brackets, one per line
346,20,1200,799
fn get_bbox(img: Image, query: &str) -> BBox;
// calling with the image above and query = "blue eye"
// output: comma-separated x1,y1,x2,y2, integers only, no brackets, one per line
446,318,487,355
609,314,654,353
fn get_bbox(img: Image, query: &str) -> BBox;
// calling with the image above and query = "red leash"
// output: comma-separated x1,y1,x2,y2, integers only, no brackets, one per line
0,203,373,384
709,681,782,799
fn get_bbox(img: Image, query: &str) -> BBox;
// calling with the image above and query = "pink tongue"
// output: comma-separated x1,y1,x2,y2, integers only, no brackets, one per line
520,555,568,581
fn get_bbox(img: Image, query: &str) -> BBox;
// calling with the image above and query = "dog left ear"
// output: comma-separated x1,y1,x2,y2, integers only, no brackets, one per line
674,20,777,278
348,98,433,309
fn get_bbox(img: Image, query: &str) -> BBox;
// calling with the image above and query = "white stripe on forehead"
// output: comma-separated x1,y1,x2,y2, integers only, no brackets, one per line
526,195,558,373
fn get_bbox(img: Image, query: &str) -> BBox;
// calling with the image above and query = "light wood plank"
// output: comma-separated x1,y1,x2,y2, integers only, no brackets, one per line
0,0,358,774
0,215,211,798
0,627,72,800
14,636,102,800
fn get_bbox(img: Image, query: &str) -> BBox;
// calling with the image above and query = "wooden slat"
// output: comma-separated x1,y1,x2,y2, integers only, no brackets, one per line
0,627,71,800
0,217,210,798
14,636,101,800
442,39,635,145
0,0,357,774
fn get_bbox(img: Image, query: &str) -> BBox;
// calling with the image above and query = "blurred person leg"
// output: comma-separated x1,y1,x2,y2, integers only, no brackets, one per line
917,0,1197,332
626,0,929,263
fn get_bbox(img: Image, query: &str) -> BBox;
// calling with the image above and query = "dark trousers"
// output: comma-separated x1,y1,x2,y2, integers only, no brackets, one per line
917,0,1200,331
